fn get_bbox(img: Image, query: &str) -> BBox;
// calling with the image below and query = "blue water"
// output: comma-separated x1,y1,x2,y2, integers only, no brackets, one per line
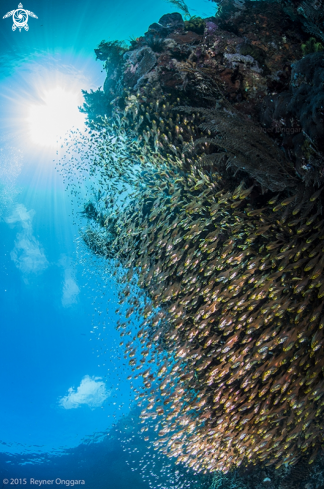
0,0,215,486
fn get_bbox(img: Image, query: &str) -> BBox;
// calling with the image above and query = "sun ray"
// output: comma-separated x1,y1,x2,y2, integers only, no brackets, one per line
27,87,85,147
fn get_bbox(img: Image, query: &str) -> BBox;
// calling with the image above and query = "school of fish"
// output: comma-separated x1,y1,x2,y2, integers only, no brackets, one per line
62,89,324,475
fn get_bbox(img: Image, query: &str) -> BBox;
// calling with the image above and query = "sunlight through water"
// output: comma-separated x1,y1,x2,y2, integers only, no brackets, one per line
27,87,85,147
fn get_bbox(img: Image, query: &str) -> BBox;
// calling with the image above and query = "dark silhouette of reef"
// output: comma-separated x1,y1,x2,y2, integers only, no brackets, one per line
75,0,324,484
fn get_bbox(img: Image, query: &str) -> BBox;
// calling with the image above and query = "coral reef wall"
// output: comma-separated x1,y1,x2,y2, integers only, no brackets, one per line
73,0,324,481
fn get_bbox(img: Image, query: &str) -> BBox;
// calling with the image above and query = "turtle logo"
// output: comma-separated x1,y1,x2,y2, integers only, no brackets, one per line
3,3,38,32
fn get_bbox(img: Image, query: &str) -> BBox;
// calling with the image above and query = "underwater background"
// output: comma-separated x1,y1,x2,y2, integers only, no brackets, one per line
1,0,324,487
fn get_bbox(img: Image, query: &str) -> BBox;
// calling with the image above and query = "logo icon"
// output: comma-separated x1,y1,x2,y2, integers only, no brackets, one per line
3,3,38,32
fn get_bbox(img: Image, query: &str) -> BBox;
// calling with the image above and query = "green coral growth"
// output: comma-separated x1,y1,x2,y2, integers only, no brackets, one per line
301,37,324,56
184,16,205,34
